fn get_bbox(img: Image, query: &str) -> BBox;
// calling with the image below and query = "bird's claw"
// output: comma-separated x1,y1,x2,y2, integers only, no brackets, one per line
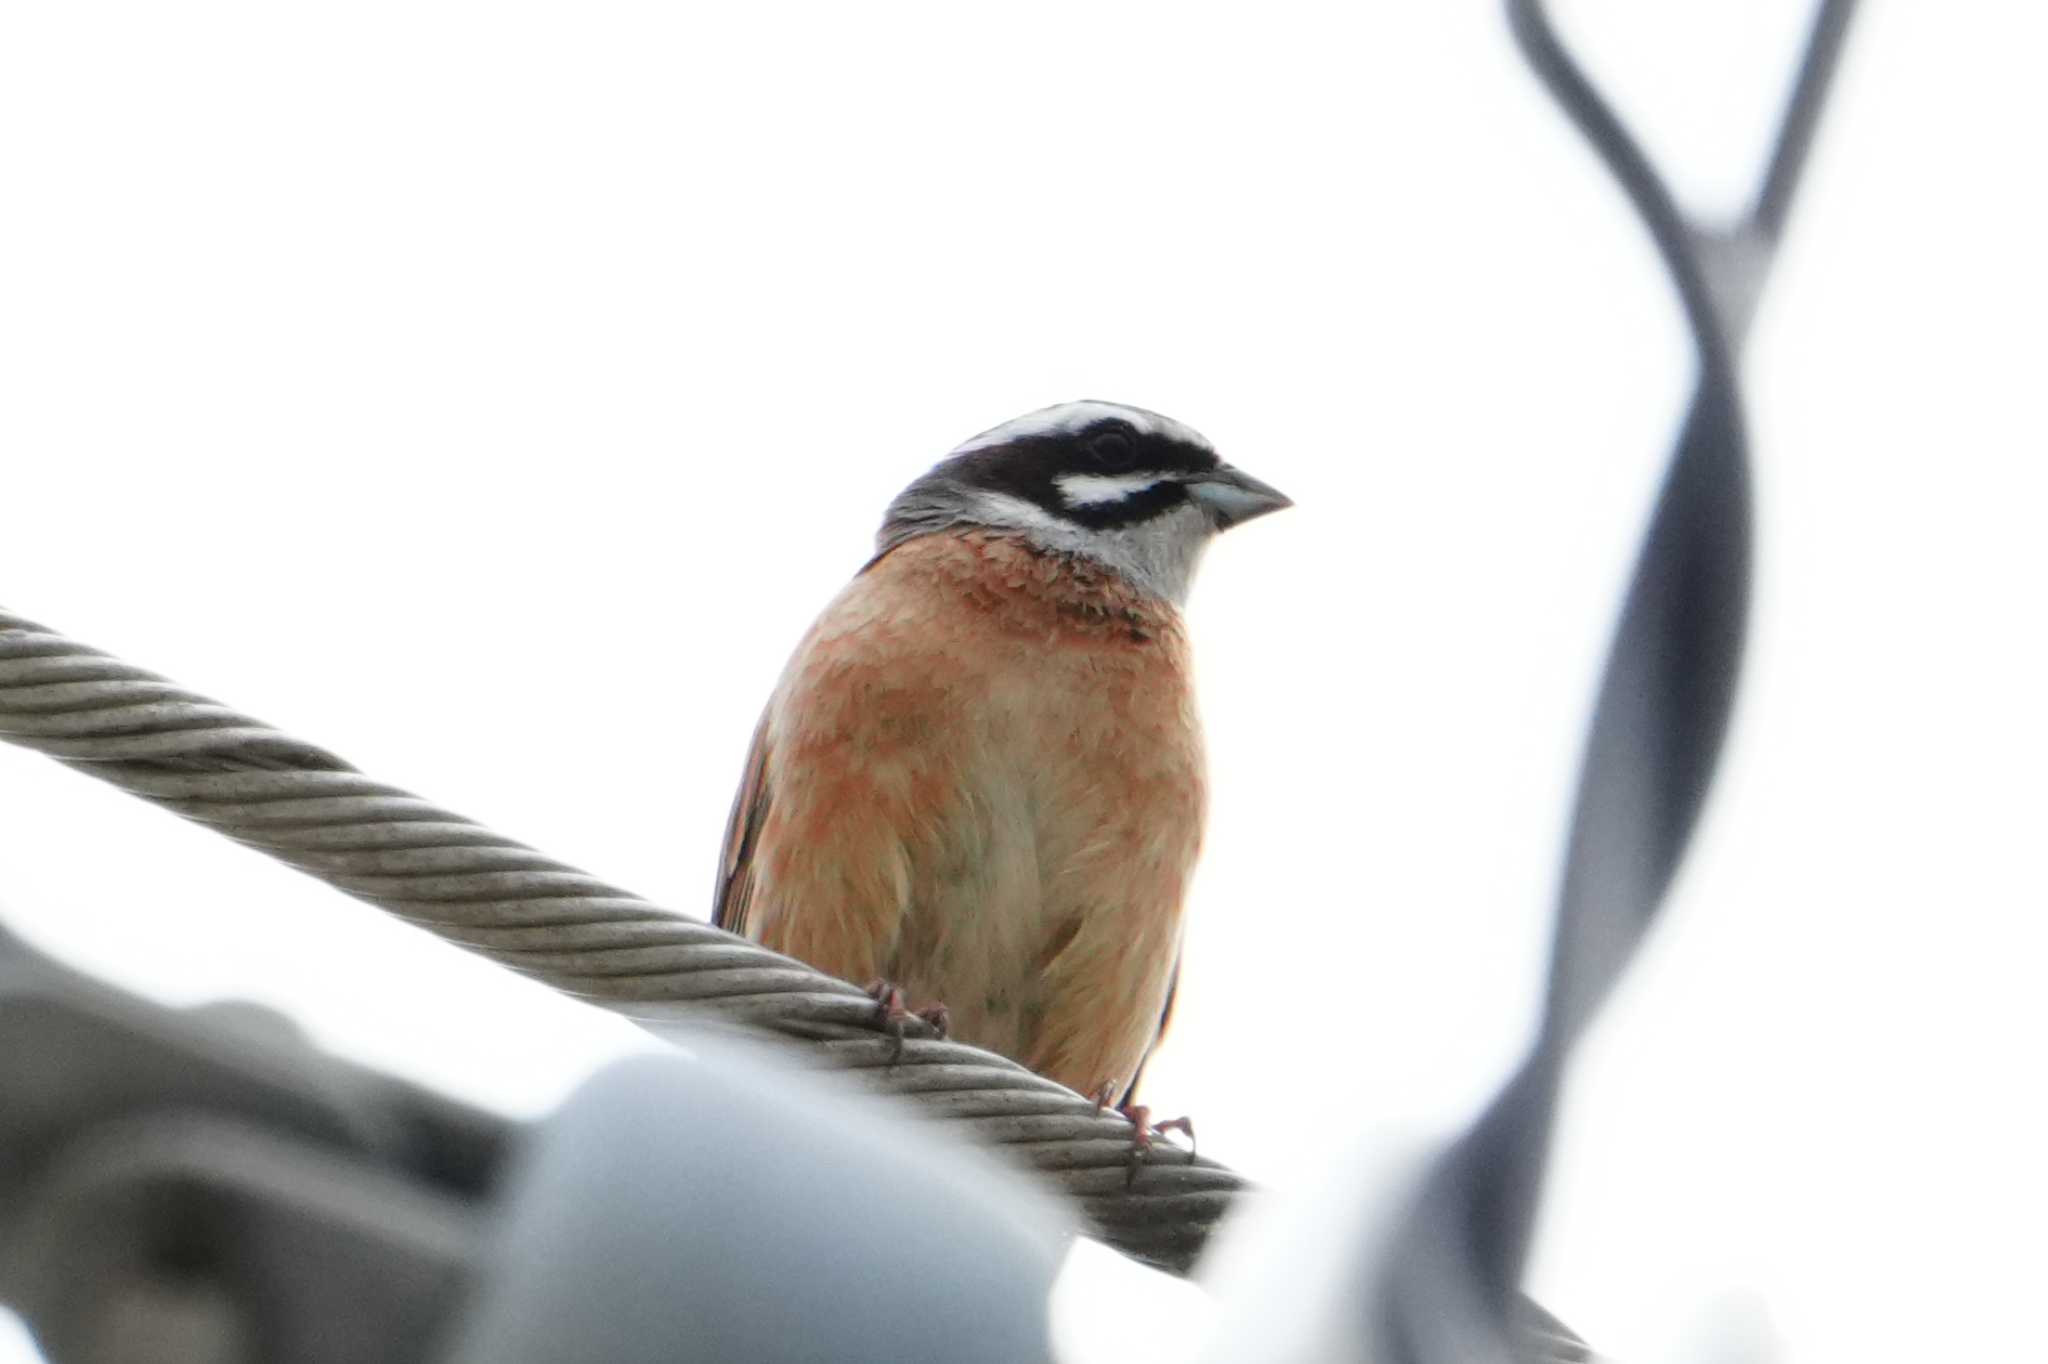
865,979,949,1062
1092,1082,1197,1187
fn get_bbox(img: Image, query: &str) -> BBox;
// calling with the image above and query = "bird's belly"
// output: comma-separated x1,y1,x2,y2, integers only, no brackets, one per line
876,676,1201,1091
879,760,1045,1059
752,532,1206,1093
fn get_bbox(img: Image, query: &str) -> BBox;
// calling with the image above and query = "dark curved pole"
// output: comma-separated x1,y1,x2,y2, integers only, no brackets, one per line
1374,4,1860,1361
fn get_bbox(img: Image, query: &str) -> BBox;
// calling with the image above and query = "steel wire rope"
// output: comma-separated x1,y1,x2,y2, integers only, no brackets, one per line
0,608,1241,1273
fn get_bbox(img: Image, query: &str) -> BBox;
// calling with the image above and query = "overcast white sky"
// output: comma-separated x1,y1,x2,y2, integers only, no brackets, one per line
3,4,2045,1361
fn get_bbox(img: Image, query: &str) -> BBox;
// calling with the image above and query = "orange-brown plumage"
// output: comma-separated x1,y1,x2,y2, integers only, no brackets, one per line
720,532,1203,1095
712,400,1288,1105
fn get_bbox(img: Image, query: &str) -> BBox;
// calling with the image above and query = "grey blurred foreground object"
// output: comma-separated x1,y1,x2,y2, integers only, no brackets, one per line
0,940,1066,1364
1361,3,1858,1363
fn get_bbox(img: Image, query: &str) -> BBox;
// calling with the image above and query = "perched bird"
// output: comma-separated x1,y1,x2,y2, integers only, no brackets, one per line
713,399,1289,1118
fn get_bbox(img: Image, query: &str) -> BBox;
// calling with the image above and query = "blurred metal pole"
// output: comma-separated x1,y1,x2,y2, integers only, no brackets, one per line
0,936,1066,1363
1372,4,1861,1361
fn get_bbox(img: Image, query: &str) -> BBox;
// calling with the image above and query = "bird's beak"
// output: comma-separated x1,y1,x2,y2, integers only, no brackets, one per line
1184,464,1293,530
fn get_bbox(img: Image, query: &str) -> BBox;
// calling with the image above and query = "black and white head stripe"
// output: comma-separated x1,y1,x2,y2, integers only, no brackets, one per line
916,400,1223,532
946,399,1216,460
877,398,1289,601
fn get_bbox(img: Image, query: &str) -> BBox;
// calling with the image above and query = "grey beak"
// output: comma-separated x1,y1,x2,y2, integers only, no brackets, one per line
1184,464,1293,530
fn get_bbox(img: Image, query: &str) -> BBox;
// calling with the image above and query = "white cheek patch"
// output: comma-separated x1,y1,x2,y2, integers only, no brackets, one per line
966,490,1072,535
963,489,1213,604
1056,472,1169,507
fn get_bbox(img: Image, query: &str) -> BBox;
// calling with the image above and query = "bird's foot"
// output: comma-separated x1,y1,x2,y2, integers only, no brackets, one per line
865,979,950,1060
1091,1081,1198,1187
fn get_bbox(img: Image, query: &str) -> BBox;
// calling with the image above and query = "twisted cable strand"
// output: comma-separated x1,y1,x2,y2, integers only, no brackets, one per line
1369,6,1854,1362
0,608,1244,1275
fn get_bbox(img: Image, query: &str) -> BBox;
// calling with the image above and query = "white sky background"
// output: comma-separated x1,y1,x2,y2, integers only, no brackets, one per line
2,3,2044,1361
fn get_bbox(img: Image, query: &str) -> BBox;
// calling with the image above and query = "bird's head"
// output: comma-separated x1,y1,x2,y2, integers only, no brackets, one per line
878,400,1291,603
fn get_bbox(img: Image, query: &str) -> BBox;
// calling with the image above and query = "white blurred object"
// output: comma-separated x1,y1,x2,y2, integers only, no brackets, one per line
1193,1130,1437,1363
0,1309,44,1364
1665,1291,1783,1364
1050,1239,1214,1364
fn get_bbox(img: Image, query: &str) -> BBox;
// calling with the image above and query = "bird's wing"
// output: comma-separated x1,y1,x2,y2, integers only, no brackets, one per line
1118,958,1180,1107
711,710,774,938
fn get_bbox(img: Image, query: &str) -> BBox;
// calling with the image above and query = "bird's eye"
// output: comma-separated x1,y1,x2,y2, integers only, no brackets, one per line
1085,430,1139,471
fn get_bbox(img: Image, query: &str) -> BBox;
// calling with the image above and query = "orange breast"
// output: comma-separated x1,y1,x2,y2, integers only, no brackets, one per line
745,532,1206,1095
